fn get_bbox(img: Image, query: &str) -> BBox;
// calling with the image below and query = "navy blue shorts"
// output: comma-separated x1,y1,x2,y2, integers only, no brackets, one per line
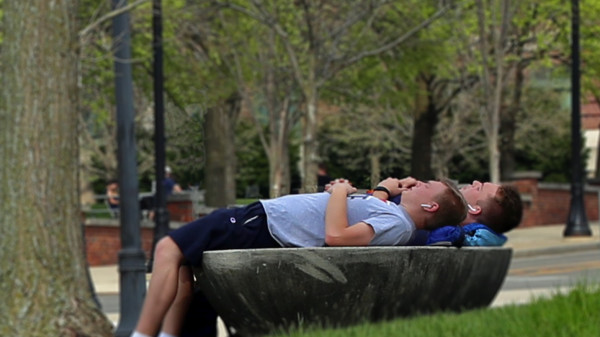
169,202,280,266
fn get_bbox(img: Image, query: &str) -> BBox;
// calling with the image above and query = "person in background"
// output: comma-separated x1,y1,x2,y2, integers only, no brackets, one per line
317,163,333,192
139,166,183,220
105,179,119,216
164,166,183,196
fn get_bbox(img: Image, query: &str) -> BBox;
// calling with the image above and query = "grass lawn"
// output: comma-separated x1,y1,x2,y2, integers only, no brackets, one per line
274,284,600,337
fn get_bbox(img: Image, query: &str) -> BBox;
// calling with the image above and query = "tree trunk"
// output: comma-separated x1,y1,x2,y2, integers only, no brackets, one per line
410,77,437,180
204,94,240,207
476,0,510,184
0,1,113,336
501,64,523,181
301,87,319,193
267,98,292,198
269,142,291,198
488,130,501,183
369,151,381,188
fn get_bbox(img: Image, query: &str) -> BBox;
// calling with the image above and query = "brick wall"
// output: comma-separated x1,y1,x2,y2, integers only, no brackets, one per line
83,194,199,266
511,176,599,227
167,199,195,222
84,220,155,266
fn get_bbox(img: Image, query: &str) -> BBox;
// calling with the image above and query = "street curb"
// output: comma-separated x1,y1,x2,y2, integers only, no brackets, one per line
512,241,600,258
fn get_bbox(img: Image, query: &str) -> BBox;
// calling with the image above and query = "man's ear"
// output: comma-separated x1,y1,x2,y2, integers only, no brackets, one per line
421,202,439,212
468,204,482,215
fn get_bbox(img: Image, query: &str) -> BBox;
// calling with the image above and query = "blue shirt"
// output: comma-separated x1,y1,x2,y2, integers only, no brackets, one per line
260,193,415,247
163,177,177,196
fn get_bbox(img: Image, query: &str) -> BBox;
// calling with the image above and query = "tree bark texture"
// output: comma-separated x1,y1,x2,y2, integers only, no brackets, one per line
204,95,240,207
369,151,381,189
301,87,319,193
269,142,290,198
476,0,510,184
410,77,438,180
0,1,113,336
500,63,523,181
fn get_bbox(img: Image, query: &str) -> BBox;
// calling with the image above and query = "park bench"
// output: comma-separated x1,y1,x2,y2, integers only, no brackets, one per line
194,246,512,337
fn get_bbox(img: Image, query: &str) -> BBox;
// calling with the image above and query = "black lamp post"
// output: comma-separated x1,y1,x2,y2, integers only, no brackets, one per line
112,0,148,336
147,0,170,272
564,0,592,237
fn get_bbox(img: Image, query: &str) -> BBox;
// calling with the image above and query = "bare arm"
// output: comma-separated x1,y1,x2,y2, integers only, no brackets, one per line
173,184,183,193
324,181,375,246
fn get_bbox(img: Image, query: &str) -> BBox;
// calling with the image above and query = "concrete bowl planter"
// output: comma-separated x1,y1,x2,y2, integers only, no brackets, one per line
195,246,512,336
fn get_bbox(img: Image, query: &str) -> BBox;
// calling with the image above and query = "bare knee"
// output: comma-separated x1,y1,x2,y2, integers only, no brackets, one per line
154,236,184,266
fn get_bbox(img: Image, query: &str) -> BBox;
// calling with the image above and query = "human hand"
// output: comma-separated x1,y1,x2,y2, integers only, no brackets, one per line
376,177,417,197
398,177,417,193
325,178,357,195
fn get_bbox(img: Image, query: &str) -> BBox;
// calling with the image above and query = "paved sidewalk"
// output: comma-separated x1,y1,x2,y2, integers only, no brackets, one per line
504,222,600,257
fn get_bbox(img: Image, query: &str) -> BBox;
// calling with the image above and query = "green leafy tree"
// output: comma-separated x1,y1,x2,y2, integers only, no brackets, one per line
158,1,246,206
515,87,575,182
319,103,412,188
320,54,413,187
224,0,453,192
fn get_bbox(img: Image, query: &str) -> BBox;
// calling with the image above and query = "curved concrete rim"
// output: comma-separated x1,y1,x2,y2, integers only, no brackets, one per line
196,246,512,336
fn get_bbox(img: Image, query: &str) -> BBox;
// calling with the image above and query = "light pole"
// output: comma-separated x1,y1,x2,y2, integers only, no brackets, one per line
147,0,170,273
112,0,148,335
564,0,592,237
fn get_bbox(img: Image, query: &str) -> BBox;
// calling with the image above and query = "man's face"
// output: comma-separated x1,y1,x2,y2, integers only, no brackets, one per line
404,180,447,204
460,180,499,206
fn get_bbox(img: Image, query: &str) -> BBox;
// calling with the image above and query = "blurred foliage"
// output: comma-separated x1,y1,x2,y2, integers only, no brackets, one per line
514,86,580,183
235,118,302,197
64,0,600,195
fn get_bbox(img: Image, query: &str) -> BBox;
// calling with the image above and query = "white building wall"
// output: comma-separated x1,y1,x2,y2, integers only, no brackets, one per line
584,129,599,177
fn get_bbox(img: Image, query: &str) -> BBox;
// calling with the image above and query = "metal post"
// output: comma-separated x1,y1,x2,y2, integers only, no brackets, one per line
147,0,170,273
112,1,148,336
565,0,592,237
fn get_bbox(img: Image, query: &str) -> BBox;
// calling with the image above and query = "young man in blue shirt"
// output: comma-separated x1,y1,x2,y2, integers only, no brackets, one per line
130,177,467,337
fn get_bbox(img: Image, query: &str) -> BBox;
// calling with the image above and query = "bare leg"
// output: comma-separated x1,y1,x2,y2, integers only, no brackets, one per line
135,237,185,336
160,265,194,336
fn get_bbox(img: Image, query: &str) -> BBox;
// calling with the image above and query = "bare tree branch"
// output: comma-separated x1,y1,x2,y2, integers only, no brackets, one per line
326,4,452,83
79,0,150,38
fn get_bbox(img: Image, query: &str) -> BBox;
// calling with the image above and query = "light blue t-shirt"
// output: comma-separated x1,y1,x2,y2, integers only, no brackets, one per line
260,193,415,247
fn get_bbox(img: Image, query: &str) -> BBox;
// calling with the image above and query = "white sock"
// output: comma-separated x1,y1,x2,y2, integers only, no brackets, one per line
131,332,152,337
158,332,177,337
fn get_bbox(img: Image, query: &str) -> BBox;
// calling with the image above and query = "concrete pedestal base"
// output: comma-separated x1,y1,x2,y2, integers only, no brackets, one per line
195,246,512,336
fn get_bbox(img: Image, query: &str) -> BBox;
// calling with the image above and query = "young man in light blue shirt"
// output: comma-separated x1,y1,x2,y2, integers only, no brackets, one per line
131,177,467,337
